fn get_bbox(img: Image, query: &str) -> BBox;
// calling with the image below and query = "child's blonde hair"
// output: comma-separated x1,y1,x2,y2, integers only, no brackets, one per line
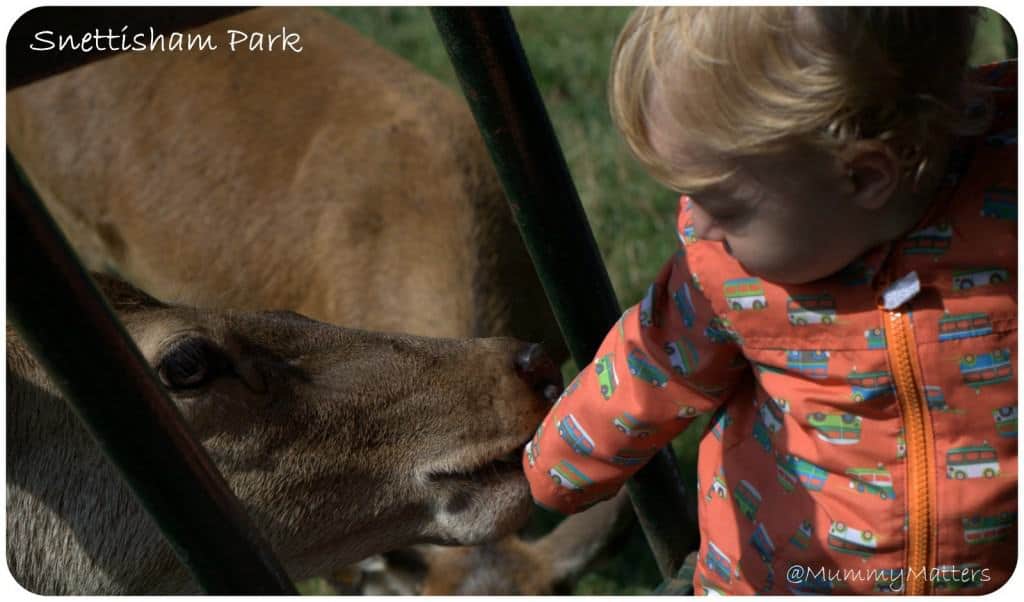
611,7,984,192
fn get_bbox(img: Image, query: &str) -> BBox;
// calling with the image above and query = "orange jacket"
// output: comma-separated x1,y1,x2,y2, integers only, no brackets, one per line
525,62,1017,594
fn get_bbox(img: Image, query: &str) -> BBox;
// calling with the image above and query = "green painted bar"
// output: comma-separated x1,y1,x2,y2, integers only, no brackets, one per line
431,7,697,582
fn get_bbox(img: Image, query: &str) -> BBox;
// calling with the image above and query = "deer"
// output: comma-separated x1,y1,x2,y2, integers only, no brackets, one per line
6,274,563,594
6,6,643,594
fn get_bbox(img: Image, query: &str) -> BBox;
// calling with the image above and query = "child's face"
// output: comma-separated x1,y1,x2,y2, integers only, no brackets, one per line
683,149,877,284
648,95,885,285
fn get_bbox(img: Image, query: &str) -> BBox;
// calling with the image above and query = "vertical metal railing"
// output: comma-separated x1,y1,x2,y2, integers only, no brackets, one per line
431,7,698,581
7,8,295,594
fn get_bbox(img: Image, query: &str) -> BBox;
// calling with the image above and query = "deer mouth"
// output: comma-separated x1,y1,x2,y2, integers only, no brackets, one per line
431,452,522,485
419,434,537,546
426,436,532,485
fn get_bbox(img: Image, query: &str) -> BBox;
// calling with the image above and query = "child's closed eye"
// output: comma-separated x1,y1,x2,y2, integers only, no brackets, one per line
690,195,744,223
707,207,743,222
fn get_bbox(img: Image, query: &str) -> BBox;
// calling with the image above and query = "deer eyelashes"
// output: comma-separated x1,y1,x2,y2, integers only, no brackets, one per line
156,336,231,391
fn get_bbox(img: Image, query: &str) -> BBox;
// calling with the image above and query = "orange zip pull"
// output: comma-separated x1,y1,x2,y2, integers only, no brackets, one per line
882,309,936,595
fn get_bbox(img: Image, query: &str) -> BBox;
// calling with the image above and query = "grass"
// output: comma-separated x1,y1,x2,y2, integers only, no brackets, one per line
320,6,1013,595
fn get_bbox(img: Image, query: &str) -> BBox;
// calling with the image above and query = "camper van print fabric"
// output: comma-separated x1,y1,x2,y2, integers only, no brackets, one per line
525,64,1017,595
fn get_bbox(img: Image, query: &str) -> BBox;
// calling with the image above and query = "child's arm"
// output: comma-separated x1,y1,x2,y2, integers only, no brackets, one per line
524,245,745,514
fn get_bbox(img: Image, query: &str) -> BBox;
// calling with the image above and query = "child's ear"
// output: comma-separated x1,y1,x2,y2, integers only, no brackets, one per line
841,141,902,210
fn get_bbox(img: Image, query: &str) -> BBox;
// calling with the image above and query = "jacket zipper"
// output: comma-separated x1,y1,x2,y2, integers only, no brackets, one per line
882,310,936,595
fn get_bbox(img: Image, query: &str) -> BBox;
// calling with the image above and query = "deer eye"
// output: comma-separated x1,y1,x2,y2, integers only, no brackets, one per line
157,337,229,390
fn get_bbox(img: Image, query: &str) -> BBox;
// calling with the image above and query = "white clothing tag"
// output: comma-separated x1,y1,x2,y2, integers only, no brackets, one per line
882,271,921,310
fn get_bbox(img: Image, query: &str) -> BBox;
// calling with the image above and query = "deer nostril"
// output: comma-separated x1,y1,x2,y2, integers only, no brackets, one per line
514,343,563,402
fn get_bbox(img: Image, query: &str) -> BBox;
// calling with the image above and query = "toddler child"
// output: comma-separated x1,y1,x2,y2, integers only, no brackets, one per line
524,7,1016,594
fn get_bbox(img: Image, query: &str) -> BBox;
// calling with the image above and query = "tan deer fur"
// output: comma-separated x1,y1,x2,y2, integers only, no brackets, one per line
6,7,564,358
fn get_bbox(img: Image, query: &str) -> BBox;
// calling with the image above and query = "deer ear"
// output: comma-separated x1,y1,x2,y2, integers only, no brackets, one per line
92,272,167,313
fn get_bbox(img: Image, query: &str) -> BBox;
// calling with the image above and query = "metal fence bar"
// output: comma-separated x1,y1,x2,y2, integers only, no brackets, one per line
7,150,296,594
431,7,697,581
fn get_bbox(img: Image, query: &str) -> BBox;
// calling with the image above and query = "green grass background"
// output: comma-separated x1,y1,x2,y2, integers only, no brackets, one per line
310,7,1014,595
